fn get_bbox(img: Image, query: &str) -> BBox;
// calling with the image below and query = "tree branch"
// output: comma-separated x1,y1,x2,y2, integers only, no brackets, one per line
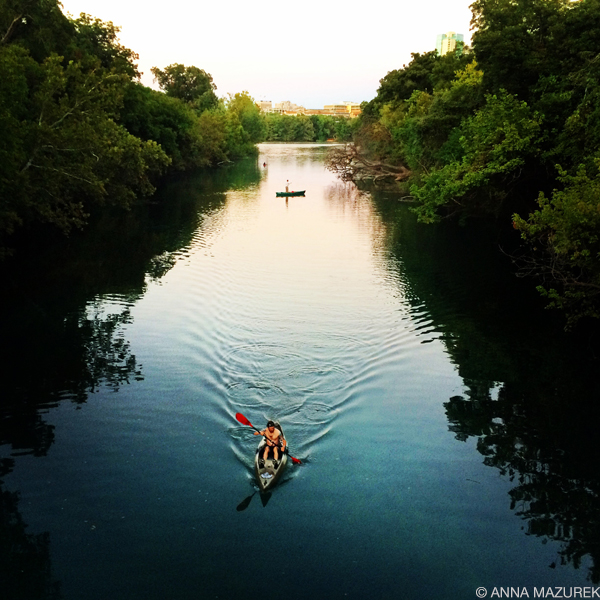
1,14,23,46
326,144,411,183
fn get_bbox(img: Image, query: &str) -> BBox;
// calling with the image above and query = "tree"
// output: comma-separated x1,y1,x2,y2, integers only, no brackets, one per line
0,2,267,253
362,49,472,117
470,0,570,100
513,162,600,325
151,63,218,112
0,0,73,60
225,92,266,143
68,13,139,78
362,51,439,116
294,114,315,141
0,48,169,241
411,91,543,223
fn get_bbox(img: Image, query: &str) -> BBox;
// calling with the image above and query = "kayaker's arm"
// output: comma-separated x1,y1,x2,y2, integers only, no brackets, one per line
254,430,284,448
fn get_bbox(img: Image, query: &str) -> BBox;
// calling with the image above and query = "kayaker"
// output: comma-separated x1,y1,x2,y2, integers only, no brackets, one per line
254,420,286,466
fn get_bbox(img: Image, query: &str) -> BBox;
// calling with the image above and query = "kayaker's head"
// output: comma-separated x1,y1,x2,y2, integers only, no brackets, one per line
267,420,275,430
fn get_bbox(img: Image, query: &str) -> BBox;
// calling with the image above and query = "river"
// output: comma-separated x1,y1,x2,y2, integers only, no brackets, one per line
1,143,599,600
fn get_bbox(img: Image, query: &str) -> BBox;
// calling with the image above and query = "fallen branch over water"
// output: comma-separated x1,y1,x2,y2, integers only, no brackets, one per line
325,144,411,183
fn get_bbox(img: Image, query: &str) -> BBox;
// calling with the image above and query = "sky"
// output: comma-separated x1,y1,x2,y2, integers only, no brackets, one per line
59,0,474,108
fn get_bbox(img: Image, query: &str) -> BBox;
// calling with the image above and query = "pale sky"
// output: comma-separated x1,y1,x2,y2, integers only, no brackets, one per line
60,0,473,108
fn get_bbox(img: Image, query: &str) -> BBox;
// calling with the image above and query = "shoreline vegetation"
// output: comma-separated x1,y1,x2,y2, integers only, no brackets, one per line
327,0,600,327
3,1,599,329
0,1,355,258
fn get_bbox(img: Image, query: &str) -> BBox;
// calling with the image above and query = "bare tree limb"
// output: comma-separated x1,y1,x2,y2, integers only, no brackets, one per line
326,144,411,184
1,14,23,46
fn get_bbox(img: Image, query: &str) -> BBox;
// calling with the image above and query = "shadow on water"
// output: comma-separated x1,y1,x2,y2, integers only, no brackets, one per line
0,159,262,597
0,159,261,411
0,460,62,600
236,491,256,512
372,192,600,582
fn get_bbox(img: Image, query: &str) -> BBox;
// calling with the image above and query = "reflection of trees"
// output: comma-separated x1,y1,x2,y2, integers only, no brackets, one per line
0,158,262,597
0,159,260,447
1,301,141,400
0,462,62,600
68,302,142,397
0,301,140,458
445,388,600,582
373,195,600,581
0,159,260,410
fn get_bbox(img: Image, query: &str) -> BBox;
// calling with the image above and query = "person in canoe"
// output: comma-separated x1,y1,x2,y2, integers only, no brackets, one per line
285,180,291,193
254,420,286,466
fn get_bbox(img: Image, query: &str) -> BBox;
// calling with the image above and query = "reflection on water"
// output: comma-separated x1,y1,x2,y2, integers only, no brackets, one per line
0,160,262,409
445,391,600,582
372,194,600,582
1,145,599,599
0,160,262,599
0,491,62,600
0,458,62,600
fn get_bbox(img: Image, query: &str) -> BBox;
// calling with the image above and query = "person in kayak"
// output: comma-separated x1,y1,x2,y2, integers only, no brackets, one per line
255,420,286,466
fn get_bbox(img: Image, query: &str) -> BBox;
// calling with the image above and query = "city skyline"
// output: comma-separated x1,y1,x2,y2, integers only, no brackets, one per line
60,0,473,107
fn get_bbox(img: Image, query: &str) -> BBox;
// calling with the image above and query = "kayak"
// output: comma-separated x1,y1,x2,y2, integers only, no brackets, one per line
254,421,288,491
276,190,305,197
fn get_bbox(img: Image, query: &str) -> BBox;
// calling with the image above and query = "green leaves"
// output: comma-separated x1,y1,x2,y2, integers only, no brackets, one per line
0,47,170,238
225,92,266,146
262,113,355,143
0,2,264,253
513,162,600,323
150,63,218,112
344,0,600,321
411,91,542,222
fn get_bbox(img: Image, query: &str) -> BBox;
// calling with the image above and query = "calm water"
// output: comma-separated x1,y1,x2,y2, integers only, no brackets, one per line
1,143,599,600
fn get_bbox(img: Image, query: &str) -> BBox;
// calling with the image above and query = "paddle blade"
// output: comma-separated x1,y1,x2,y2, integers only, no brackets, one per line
235,412,252,428
236,493,255,512
290,456,302,465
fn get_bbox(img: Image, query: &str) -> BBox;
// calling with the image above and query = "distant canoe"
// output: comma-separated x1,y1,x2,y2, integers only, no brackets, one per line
276,190,305,197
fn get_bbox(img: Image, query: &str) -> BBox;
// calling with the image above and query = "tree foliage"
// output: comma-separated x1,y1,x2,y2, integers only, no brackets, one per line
225,92,266,156
150,63,218,113
412,90,543,223
263,113,356,142
342,0,600,322
513,163,600,325
0,1,263,254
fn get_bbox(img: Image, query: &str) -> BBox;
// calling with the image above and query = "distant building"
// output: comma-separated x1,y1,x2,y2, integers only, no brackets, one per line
436,31,464,56
266,101,361,117
324,104,347,115
273,101,304,114
324,102,361,117
258,100,273,112
343,102,362,117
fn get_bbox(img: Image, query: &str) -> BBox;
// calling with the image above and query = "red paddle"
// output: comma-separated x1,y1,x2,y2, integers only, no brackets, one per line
235,412,302,465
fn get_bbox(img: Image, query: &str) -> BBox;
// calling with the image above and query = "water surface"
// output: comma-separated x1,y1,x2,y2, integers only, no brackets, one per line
1,143,599,599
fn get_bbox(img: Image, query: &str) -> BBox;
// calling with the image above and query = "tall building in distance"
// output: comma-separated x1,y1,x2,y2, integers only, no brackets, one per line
436,31,464,55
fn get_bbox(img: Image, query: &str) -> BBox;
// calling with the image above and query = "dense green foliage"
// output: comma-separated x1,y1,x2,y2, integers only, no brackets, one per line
353,0,600,323
150,63,218,112
0,0,263,253
263,113,357,142
513,162,600,325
